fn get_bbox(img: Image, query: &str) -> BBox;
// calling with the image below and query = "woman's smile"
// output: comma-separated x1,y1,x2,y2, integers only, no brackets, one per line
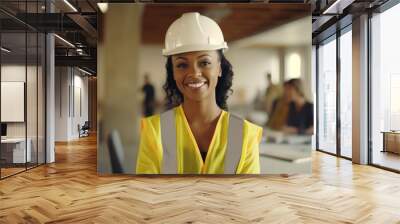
184,79,208,90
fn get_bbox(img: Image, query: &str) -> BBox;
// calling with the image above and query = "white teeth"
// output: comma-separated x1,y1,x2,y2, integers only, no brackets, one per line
187,82,205,88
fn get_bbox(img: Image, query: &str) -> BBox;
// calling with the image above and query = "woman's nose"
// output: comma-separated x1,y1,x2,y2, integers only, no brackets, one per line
187,64,201,77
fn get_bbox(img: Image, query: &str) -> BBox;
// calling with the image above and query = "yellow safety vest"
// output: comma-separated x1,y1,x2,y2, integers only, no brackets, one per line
136,105,262,174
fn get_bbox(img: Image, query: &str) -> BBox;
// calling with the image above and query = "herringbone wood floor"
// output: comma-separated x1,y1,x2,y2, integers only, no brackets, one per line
1,135,400,224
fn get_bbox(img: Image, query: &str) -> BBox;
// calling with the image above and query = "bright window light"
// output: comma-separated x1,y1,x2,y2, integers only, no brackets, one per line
286,53,302,79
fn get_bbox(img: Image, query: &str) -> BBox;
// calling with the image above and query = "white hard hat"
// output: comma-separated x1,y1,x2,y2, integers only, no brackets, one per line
162,12,228,56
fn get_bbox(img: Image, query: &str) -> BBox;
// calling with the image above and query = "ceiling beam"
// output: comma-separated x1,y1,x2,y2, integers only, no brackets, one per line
55,55,96,70
67,13,98,39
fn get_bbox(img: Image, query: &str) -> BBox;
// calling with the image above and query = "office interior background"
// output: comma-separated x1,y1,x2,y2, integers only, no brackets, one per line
1,0,400,223
0,0,97,179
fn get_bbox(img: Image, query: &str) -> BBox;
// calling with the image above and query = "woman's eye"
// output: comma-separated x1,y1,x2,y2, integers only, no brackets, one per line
199,61,211,67
176,63,187,69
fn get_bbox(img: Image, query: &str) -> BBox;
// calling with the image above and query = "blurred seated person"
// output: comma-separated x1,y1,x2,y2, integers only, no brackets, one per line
282,78,313,135
266,82,291,131
264,73,283,116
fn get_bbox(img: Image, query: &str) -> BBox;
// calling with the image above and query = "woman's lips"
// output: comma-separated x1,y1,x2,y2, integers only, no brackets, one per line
187,82,205,88
185,80,207,90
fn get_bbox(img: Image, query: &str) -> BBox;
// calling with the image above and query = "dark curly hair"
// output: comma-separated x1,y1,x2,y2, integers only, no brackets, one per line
163,50,234,110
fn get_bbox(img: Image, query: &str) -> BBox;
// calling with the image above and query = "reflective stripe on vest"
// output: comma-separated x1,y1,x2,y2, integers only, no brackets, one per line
160,109,177,174
160,109,244,174
224,113,244,174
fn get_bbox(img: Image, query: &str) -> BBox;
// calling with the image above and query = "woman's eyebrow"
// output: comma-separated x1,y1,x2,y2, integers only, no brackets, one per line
174,56,187,61
197,54,211,59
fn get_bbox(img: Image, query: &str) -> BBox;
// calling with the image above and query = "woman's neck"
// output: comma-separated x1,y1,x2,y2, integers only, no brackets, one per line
182,99,221,124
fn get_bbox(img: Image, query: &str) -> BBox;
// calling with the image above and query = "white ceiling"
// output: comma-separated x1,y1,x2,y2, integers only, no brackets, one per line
230,16,312,48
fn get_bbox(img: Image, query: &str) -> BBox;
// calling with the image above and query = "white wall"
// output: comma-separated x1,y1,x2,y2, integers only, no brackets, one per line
1,65,26,140
1,64,46,163
1,65,36,137
55,67,69,141
1,65,26,81
55,67,89,141
225,47,280,105
72,74,89,138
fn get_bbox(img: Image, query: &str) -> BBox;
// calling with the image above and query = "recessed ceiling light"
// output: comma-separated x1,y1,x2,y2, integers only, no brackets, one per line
78,67,93,76
323,0,354,15
54,34,75,48
63,0,78,12
97,3,108,13
1,47,11,53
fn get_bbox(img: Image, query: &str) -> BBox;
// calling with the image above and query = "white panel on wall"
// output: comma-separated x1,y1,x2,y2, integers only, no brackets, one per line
1,65,26,81
55,67,90,141
1,81,25,122
73,86,82,137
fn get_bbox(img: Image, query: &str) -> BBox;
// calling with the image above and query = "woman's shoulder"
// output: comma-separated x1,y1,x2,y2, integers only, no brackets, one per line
142,113,160,122
242,119,263,144
243,119,263,134
140,113,161,129
141,107,179,126
227,112,263,135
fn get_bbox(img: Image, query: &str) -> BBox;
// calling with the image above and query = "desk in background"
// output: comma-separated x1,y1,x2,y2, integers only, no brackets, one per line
259,142,311,174
382,131,400,154
1,138,32,164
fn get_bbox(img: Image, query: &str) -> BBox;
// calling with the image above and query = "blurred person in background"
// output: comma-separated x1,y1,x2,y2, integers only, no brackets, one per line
141,73,156,117
264,73,282,116
266,81,291,131
282,78,313,135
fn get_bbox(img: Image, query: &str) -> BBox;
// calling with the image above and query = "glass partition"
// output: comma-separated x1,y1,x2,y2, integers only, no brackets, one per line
371,3,400,171
1,31,28,177
27,31,38,169
38,32,45,165
0,1,46,179
339,28,352,158
317,36,337,154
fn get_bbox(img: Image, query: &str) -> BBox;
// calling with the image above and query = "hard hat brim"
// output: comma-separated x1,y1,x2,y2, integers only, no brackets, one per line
162,43,228,56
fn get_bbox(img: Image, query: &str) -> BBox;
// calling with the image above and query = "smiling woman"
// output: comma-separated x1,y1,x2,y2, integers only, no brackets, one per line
164,50,233,110
135,12,263,174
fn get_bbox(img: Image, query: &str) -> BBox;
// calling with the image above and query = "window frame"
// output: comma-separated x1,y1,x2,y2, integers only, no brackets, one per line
314,21,353,160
